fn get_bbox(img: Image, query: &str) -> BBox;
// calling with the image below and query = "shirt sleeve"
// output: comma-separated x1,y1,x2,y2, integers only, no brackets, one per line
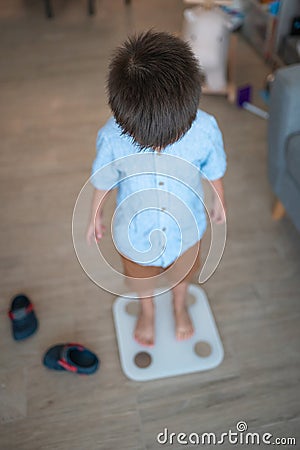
200,116,227,181
90,129,120,190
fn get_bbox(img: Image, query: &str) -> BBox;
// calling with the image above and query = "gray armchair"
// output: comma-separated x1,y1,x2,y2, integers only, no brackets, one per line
268,63,300,231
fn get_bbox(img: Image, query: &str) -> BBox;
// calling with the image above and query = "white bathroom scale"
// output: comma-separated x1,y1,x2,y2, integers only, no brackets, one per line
112,285,224,381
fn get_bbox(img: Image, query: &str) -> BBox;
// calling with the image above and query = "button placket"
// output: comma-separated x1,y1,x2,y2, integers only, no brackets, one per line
154,151,167,264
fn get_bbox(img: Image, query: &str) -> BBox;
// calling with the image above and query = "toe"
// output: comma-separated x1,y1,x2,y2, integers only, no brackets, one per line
134,333,154,347
176,330,184,341
145,336,154,347
176,327,194,341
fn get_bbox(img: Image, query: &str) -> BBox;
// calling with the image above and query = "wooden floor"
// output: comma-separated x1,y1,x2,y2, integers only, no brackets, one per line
0,1,300,449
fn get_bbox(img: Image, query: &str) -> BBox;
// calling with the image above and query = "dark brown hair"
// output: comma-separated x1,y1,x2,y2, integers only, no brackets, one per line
107,30,203,149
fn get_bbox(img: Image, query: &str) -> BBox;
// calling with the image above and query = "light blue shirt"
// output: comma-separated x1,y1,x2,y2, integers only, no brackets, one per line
91,109,226,268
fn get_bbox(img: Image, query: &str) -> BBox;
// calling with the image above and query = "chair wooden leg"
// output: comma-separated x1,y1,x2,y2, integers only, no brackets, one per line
88,0,96,15
227,33,237,104
45,0,53,18
272,199,285,220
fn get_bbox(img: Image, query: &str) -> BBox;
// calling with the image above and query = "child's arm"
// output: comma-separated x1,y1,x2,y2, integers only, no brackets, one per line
86,188,110,245
210,178,226,224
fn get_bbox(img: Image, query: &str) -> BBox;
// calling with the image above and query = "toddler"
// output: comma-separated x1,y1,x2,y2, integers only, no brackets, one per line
87,30,226,347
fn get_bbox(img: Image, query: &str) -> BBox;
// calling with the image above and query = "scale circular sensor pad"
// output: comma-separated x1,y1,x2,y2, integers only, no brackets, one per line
113,285,224,381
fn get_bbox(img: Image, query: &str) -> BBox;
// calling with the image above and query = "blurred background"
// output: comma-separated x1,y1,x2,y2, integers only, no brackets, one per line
0,1,299,449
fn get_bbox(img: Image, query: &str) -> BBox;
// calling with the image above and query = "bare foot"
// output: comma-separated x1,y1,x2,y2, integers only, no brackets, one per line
172,282,194,341
134,299,155,347
173,306,194,341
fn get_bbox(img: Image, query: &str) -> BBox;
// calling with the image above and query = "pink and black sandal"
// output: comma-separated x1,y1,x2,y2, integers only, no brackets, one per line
8,294,38,341
43,343,99,375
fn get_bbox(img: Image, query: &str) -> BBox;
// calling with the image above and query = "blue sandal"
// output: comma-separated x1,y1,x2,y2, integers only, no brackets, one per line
8,294,38,341
43,343,99,375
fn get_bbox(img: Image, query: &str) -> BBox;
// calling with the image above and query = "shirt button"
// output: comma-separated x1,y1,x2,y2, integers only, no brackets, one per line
162,227,166,232
158,181,164,186
161,207,166,211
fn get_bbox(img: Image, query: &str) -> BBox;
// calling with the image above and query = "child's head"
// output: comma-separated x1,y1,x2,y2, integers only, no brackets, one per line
108,30,203,149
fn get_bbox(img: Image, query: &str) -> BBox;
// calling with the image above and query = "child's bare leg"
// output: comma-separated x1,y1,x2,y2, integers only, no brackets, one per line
172,281,194,340
134,292,155,347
